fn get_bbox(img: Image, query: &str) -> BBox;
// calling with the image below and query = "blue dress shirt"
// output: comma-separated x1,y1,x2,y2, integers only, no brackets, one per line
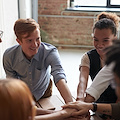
3,42,66,101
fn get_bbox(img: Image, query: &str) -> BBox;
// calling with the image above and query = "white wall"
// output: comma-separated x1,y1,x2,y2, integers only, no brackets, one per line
19,0,32,18
0,0,18,78
0,0,33,78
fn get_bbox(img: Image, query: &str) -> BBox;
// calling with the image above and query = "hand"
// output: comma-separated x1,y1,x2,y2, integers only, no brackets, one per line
62,101,92,116
84,94,95,103
61,107,91,119
76,97,85,102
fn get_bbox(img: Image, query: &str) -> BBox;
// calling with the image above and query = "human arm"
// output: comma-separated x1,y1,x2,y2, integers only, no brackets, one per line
3,48,19,79
56,79,73,103
77,66,89,101
46,48,73,103
85,63,115,102
36,107,55,115
62,101,112,117
35,108,76,120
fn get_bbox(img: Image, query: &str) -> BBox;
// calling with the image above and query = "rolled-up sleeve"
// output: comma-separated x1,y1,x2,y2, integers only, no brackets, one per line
46,48,66,84
86,63,115,101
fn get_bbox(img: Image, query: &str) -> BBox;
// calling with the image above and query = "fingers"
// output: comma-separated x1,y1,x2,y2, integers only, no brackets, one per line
71,110,86,116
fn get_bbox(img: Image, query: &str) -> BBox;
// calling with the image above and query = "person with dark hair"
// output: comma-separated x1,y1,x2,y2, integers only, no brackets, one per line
77,12,119,104
63,40,120,120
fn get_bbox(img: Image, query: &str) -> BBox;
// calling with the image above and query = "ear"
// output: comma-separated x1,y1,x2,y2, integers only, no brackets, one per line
16,38,22,45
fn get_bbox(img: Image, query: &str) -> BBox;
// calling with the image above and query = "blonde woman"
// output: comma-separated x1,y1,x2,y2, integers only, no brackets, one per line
0,79,76,120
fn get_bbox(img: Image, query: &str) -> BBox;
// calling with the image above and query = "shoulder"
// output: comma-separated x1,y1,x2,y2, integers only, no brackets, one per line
87,49,97,55
4,45,20,58
41,42,56,51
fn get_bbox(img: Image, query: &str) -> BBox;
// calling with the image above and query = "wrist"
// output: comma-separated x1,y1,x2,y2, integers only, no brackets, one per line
91,102,97,112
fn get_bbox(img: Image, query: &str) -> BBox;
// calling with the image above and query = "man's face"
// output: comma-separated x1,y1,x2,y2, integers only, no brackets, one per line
17,28,41,60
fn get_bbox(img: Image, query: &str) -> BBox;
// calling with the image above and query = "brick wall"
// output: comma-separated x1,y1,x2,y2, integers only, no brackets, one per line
38,0,106,48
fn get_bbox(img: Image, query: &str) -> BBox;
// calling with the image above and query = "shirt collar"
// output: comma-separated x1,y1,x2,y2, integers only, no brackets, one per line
18,46,40,62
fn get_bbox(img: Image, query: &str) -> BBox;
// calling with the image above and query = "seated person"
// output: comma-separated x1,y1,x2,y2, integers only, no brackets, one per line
0,78,76,120
3,18,73,106
77,12,119,103
63,40,120,120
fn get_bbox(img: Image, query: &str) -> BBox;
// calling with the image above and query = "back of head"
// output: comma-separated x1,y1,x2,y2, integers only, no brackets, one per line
96,12,120,30
0,79,35,120
14,18,40,40
105,40,120,78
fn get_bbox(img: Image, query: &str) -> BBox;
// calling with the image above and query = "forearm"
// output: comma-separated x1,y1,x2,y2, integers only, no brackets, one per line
77,67,89,101
36,108,55,115
35,108,75,120
97,103,112,115
84,103,112,115
77,78,88,101
35,111,63,120
56,79,73,103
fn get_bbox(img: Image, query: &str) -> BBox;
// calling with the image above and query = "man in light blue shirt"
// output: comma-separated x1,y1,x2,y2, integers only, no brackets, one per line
3,18,73,104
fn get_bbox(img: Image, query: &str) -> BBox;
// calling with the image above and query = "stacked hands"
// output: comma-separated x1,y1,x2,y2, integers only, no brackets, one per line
61,101,91,119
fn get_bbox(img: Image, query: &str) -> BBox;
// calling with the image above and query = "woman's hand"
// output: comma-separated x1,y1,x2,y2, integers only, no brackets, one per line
62,101,92,116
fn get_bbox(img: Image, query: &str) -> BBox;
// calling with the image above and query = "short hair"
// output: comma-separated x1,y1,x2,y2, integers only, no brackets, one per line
105,40,120,78
93,18,117,36
14,18,40,40
0,79,36,120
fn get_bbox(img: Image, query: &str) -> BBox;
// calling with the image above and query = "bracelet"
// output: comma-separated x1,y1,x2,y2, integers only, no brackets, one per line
92,102,97,112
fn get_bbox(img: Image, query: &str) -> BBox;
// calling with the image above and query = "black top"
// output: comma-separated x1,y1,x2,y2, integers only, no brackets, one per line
87,49,117,103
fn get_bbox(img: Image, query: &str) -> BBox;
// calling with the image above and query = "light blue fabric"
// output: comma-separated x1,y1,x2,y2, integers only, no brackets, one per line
3,42,66,101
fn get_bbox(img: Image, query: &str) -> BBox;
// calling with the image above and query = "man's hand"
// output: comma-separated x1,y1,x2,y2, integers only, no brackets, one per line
62,101,92,116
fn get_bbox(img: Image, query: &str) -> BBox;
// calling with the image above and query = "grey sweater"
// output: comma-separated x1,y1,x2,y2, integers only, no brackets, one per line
111,102,120,120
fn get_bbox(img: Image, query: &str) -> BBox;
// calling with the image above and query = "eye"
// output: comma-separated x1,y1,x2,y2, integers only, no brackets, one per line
26,39,32,43
103,39,109,42
94,38,98,42
36,37,41,41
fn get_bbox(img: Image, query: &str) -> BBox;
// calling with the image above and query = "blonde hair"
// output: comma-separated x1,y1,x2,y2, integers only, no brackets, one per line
0,79,36,120
96,12,120,30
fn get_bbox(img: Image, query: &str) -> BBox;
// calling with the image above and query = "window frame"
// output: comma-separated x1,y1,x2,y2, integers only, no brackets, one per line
70,0,120,8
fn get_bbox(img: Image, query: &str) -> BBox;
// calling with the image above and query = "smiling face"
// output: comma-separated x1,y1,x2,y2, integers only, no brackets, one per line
93,28,116,58
17,28,41,60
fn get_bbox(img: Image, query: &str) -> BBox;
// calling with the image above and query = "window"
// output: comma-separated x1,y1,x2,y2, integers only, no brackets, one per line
74,0,106,7
73,0,120,8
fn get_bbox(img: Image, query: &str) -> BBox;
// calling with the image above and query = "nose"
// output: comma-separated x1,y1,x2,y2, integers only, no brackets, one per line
33,41,38,47
97,41,103,47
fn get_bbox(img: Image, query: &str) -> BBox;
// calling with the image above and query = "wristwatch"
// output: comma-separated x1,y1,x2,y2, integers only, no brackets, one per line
92,102,97,112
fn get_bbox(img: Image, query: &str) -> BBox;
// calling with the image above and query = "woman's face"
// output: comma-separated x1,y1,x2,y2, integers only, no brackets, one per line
93,28,116,58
